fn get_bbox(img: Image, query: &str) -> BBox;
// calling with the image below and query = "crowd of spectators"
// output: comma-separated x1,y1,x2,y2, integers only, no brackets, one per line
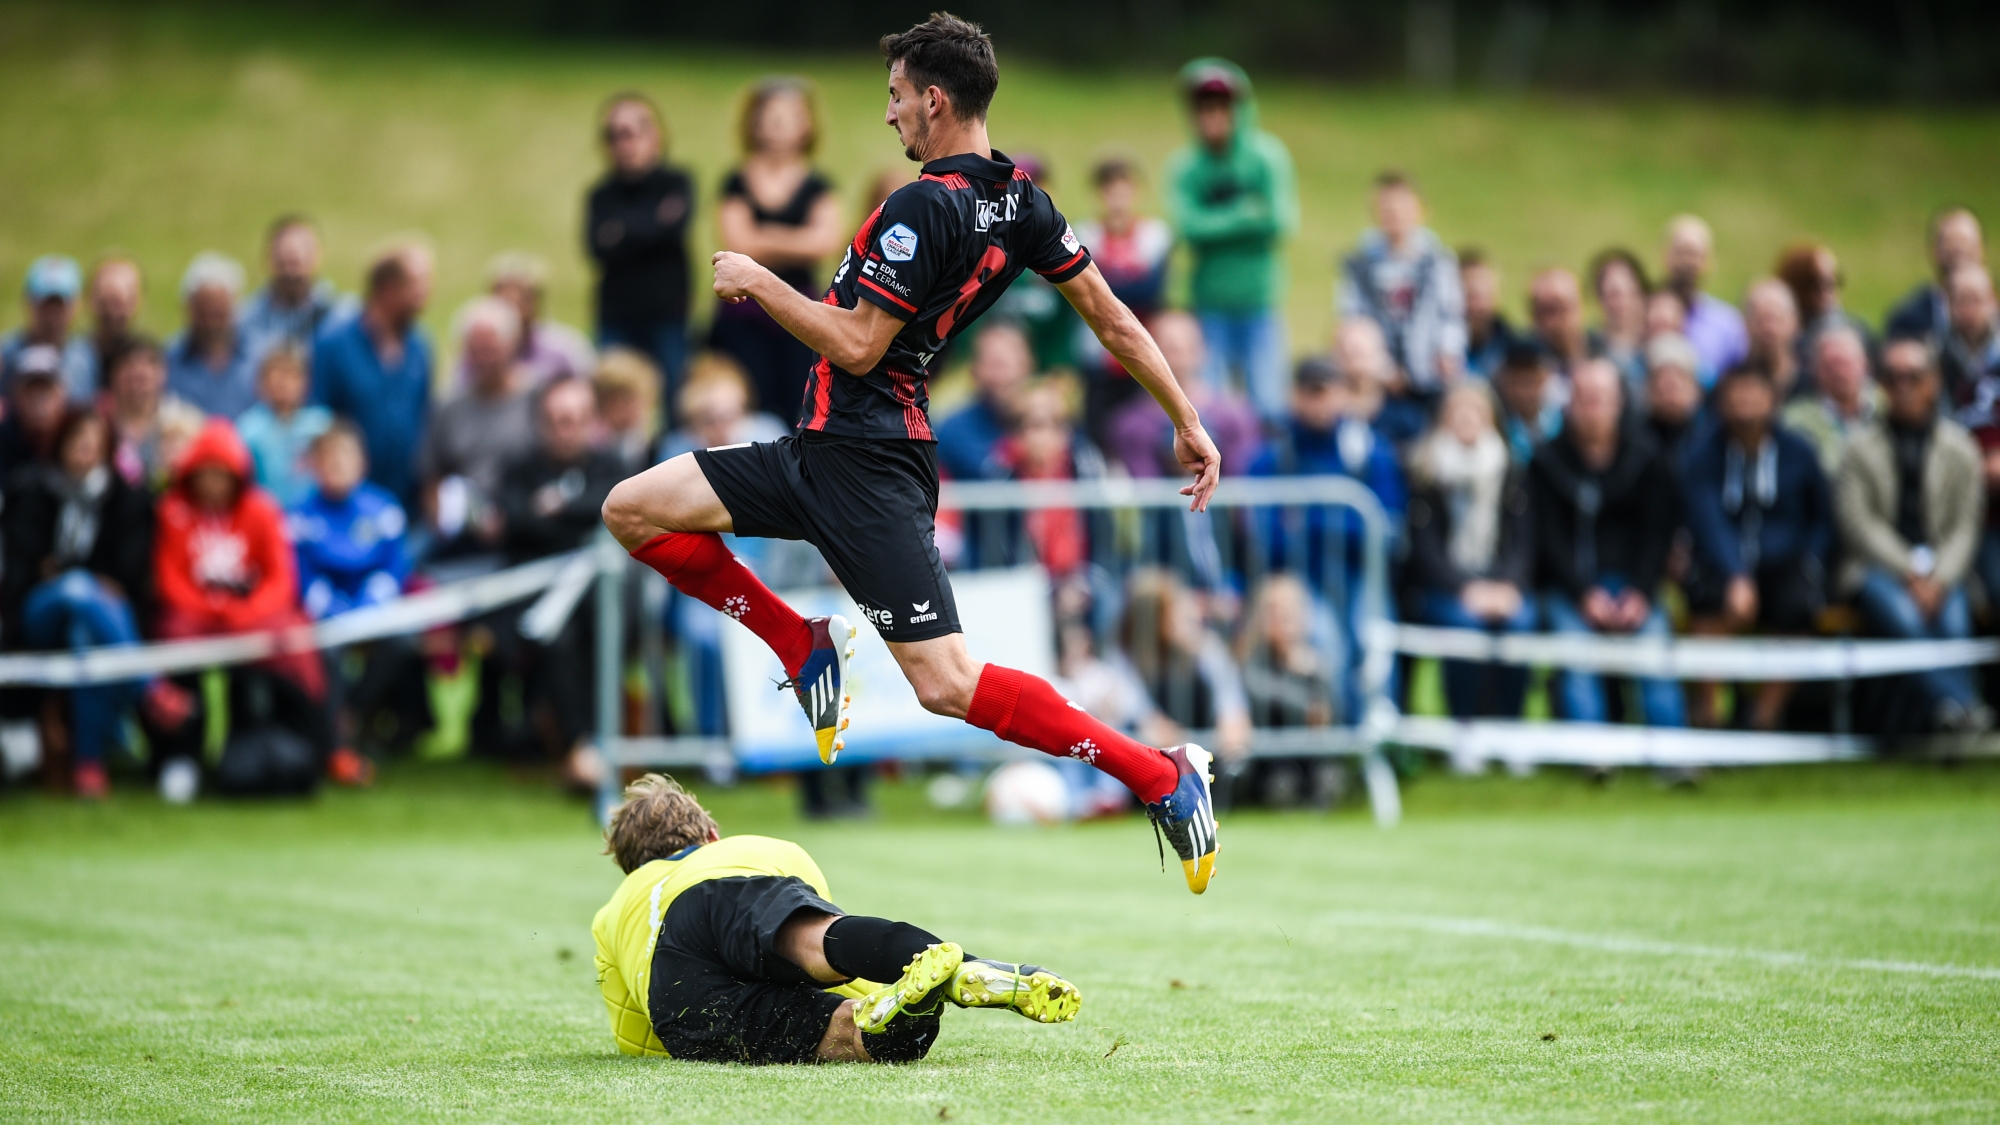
915,64,2000,808
7,63,1998,807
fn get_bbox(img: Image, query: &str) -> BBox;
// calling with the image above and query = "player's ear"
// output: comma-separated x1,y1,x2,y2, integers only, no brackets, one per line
706,826,721,843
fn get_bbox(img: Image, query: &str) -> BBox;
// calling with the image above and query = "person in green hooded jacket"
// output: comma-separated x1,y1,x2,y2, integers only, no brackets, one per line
1166,58,1298,426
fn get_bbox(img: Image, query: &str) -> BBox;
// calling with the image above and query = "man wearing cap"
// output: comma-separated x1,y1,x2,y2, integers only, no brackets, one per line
167,252,260,419
0,346,74,475
1166,58,1297,425
0,255,97,403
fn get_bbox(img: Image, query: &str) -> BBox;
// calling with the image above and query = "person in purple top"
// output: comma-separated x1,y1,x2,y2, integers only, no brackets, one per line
1663,214,1748,380
1105,311,1260,480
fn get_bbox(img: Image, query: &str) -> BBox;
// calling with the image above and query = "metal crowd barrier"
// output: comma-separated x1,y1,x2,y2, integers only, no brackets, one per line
596,476,1406,825
596,472,2000,827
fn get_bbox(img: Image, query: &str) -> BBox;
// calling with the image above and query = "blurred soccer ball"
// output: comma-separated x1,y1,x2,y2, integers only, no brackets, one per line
983,760,1072,826
158,757,199,805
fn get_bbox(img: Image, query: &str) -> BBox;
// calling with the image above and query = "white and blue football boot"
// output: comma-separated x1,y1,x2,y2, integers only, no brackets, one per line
1145,744,1218,893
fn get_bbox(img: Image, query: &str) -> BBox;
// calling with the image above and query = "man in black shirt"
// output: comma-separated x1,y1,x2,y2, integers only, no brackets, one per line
496,378,628,780
586,93,694,422
603,15,1223,893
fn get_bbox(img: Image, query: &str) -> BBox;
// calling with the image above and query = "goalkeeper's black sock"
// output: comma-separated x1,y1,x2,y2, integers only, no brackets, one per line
822,915,957,983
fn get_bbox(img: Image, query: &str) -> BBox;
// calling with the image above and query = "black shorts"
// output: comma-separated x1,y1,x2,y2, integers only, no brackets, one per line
648,876,846,1065
695,432,962,642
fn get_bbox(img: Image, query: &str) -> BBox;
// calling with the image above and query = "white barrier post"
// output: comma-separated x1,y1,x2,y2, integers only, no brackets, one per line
594,529,625,827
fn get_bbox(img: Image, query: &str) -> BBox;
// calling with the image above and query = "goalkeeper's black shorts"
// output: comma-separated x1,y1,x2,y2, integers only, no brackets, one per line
647,875,847,1065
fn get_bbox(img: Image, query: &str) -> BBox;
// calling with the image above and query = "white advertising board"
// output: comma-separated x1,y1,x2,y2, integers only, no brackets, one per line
720,566,1054,772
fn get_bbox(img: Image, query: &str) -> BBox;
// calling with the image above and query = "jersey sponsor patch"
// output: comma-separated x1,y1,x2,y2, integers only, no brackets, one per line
880,222,919,262
1061,223,1081,255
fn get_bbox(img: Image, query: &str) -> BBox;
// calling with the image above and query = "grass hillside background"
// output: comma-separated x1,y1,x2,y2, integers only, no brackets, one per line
3,2,2000,365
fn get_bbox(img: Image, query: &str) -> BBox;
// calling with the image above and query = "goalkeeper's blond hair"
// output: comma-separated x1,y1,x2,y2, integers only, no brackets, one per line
603,773,720,873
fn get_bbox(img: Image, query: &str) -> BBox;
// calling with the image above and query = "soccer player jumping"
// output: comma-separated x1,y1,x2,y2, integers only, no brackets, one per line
601,13,1224,892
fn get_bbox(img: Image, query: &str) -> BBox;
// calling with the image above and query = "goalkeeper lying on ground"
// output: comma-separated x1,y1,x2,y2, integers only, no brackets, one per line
592,774,1081,1064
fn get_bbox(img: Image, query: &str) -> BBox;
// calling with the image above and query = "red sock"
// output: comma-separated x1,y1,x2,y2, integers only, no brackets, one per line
965,664,1177,804
631,533,814,675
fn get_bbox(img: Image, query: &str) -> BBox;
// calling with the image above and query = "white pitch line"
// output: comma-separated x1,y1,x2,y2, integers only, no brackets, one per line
1318,911,2000,981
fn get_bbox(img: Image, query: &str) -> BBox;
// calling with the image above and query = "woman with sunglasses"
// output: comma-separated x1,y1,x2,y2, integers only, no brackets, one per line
586,93,695,428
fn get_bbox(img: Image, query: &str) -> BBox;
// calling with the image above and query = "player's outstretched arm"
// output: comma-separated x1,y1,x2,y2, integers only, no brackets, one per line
1056,264,1221,511
713,251,902,375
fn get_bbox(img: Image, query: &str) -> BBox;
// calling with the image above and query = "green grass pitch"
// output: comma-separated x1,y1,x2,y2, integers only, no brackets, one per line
4,762,1997,1123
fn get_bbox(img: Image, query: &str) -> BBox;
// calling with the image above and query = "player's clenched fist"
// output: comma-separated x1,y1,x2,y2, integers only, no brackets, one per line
712,251,765,304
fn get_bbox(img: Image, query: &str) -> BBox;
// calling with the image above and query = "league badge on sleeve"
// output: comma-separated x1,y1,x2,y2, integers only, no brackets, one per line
1061,223,1081,255
881,223,919,262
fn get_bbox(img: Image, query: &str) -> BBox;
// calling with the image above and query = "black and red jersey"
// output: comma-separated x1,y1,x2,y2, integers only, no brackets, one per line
799,149,1093,441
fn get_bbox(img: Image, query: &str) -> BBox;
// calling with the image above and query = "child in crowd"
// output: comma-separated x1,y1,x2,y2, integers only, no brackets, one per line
289,421,409,621
235,346,332,508
153,419,330,755
591,347,661,472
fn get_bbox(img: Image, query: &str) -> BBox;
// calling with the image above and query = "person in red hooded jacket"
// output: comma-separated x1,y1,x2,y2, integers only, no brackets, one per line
153,417,324,701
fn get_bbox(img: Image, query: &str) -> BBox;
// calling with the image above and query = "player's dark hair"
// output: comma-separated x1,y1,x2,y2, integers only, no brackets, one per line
605,773,720,873
880,12,999,123
1458,245,1488,270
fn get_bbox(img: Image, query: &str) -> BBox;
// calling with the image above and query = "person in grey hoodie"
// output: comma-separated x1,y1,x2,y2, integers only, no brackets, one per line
1336,170,1465,407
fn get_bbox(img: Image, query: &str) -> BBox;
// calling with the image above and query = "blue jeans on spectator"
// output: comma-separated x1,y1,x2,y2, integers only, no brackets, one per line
1541,581,1686,726
1852,567,1977,715
599,318,688,431
1197,308,1288,424
1420,588,1536,718
23,570,147,766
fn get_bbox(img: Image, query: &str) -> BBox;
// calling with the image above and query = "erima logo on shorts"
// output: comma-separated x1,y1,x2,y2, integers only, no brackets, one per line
858,603,894,629
880,223,918,261
909,600,937,625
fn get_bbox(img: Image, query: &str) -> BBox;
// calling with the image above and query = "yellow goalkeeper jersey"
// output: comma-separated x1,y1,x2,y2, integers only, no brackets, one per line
590,834,874,1057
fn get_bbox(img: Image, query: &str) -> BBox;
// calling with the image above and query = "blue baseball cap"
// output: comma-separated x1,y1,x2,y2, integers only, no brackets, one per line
24,255,81,302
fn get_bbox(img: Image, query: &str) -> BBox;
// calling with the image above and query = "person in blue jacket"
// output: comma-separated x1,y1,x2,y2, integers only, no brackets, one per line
1247,356,1407,720
1681,362,1833,729
288,420,409,621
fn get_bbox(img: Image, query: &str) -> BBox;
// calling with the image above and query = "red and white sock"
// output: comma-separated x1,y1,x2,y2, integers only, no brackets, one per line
964,664,1176,804
630,532,814,676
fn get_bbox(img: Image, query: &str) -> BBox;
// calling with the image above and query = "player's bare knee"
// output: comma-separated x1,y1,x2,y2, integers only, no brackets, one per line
601,479,656,548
